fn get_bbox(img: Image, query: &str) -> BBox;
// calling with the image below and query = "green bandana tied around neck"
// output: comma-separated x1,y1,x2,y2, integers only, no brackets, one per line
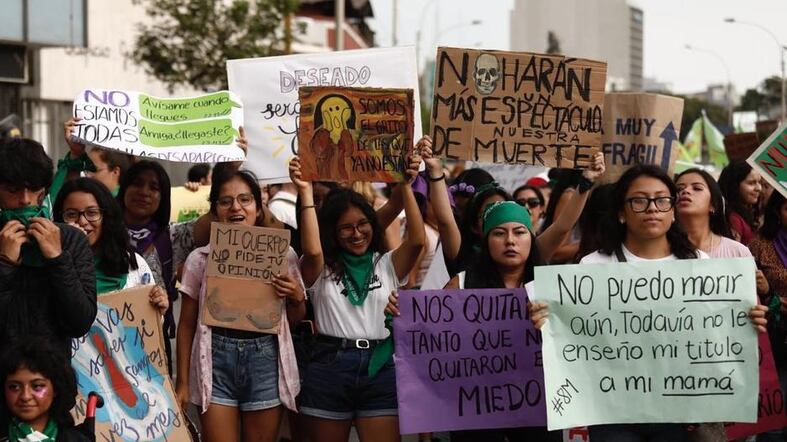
8,418,58,442
340,250,374,306
49,152,95,203
0,204,52,267
482,201,533,236
94,256,128,294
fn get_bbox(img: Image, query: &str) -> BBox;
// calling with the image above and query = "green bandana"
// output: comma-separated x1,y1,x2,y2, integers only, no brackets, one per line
94,256,128,294
0,204,51,267
49,152,95,202
8,418,58,442
368,313,394,377
340,250,375,306
482,201,533,236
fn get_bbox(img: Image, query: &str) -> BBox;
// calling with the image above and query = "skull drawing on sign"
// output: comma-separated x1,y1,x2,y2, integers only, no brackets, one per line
474,53,500,95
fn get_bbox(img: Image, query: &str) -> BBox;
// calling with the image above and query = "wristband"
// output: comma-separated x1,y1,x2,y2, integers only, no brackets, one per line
428,173,446,182
299,205,316,211
577,176,594,194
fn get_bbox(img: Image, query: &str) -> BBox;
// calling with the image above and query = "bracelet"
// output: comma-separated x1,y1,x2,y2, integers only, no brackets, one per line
299,205,316,211
428,173,446,182
577,176,595,194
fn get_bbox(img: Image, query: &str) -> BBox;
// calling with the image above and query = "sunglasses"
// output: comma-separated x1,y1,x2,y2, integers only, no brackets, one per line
516,198,541,209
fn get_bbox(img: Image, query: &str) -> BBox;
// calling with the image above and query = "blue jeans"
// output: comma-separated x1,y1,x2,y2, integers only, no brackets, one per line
210,333,280,411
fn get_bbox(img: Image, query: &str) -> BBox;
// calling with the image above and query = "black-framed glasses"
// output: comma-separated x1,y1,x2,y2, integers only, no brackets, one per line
62,207,103,223
217,193,255,209
337,219,372,238
516,198,541,209
625,196,675,213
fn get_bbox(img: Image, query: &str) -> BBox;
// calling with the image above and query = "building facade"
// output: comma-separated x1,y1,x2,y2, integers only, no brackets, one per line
510,0,643,91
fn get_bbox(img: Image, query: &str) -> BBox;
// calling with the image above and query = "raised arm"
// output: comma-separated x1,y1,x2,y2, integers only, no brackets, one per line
290,157,323,287
536,152,605,262
421,137,461,261
391,154,426,281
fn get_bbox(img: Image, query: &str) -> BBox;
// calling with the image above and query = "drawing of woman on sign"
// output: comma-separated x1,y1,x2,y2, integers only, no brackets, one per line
310,94,355,181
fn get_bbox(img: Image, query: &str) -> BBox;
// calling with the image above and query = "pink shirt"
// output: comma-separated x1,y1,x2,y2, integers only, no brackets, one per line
180,245,302,412
708,236,752,259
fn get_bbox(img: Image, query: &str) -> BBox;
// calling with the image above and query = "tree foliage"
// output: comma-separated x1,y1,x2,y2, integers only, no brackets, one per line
676,96,729,139
132,0,301,92
738,75,783,117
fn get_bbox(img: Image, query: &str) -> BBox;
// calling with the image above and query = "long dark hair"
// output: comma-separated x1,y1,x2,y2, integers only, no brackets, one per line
675,168,733,239
598,164,698,259
465,226,543,288
575,183,615,262
208,169,262,215
760,191,786,240
718,160,759,228
318,188,386,279
539,169,582,234
117,160,172,228
458,185,511,256
54,178,137,275
0,338,78,428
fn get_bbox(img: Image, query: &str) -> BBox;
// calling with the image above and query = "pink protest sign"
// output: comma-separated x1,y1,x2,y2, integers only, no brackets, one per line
394,288,546,434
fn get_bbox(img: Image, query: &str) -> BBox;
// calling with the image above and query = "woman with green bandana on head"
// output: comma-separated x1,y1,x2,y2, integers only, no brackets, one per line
289,147,425,442
0,139,96,440
52,178,169,312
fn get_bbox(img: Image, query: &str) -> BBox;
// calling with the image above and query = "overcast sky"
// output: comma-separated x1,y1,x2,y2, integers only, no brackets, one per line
367,0,787,94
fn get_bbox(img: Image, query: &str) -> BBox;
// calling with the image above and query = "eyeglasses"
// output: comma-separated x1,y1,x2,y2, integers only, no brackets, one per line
62,207,103,223
516,198,541,209
337,219,372,238
217,193,255,209
625,196,675,213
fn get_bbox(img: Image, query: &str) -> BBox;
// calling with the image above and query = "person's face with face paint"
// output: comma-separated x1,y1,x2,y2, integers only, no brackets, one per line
321,97,352,143
5,367,54,430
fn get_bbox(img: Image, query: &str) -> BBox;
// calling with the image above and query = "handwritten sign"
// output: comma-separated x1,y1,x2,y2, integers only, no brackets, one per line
169,186,210,223
394,288,546,434
72,89,245,163
430,47,607,168
71,285,191,442
599,93,684,183
747,121,787,199
227,47,422,183
725,332,787,439
532,258,759,430
202,223,290,333
724,132,760,162
297,86,414,182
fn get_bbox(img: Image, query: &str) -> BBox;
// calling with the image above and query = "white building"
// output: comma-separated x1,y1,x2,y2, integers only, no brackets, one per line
510,0,643,91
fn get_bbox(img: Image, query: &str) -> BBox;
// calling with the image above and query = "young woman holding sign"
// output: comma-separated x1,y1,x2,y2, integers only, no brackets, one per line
530,164,768,442
289,149,424,442
175,169,305,442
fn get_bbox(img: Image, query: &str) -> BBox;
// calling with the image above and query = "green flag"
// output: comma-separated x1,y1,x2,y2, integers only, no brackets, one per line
702,110,729,168
682,117,703,162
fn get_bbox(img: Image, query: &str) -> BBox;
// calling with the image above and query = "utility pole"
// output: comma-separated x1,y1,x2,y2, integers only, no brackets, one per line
392,0,398,46
335,0,345,51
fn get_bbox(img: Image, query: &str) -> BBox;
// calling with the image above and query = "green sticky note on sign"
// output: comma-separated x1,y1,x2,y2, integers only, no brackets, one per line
139,119,239,147
138,91,242,123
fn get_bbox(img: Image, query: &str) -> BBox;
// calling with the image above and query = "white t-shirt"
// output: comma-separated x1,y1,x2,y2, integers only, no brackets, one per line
124,253,155,289
580,244,708,264
309,251,406,340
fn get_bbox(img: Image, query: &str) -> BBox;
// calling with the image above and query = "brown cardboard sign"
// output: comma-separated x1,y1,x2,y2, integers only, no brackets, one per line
599,93,684,183
297,86,415,182
724,132,760,161
207,222,291,281
203,222,291,333
430,47,607,168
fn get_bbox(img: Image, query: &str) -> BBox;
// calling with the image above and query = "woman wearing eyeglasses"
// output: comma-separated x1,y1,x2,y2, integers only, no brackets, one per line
52,178,168,309
175,169,305,442
513,184,545,230
531,165,768,441
288,151,424,442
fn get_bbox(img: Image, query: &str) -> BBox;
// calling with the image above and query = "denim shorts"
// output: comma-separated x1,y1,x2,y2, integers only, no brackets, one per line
210,333,280,411
298,341,397,420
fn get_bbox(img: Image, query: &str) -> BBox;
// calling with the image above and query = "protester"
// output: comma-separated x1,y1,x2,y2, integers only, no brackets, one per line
116,160,177,373
176,169,305,442
268,182,299,229
187,163,212,186
531,164,768,441
1,339,90,442
718,160,763,245
53,178,170,316
513,183,546,230
289,149,424,442
575,183,615,262
0,138,96,357
447,168,494,219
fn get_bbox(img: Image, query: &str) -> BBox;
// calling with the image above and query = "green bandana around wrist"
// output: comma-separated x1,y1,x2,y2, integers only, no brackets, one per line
49,152,95,202
482,200,533,236
340,250,375,306
368,313,394,377
8,418,58,442
94,256,129,294
0,204,52,267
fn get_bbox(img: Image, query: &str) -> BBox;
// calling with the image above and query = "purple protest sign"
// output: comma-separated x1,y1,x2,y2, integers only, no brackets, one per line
394,288,546,434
